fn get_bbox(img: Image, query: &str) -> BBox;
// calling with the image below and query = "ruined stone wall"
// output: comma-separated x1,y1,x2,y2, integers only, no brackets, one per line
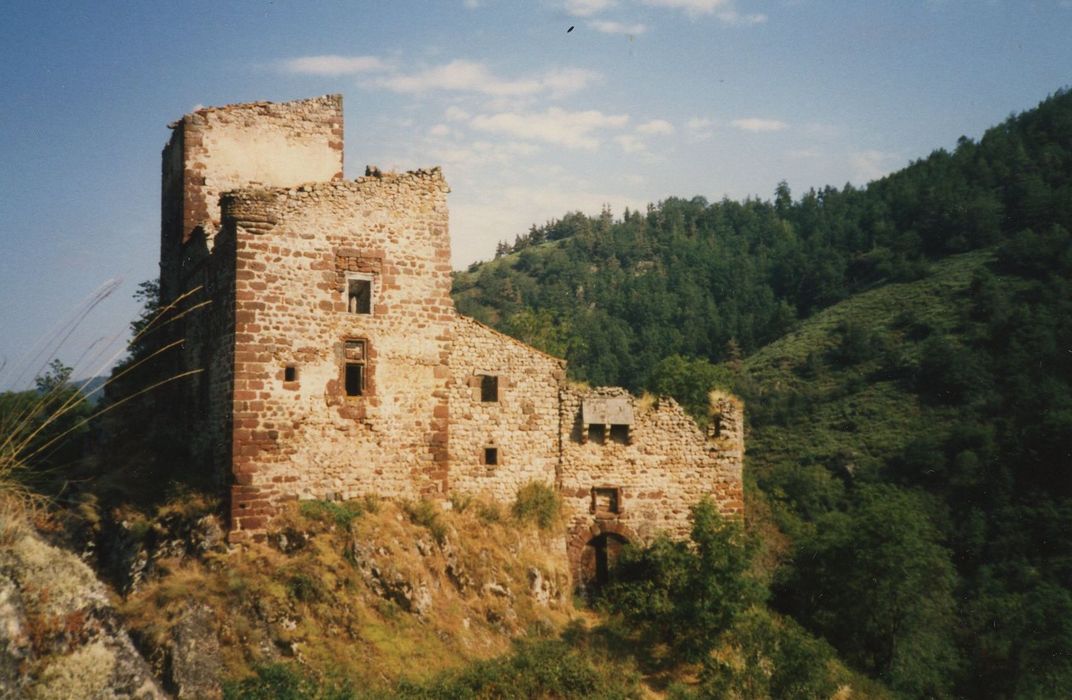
157,96,344,491
220,170,453,541
173,95,343,251
448,317,565,502
559,388,744,582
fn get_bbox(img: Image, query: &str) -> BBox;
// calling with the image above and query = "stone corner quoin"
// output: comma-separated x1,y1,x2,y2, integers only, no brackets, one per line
153,93,744,588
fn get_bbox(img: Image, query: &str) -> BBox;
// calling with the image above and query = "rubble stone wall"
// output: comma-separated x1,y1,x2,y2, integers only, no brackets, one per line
559,388,745,581
448,316,565,502
221,170,453,541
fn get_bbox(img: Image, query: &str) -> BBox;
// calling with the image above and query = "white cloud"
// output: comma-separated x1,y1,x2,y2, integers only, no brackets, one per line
469,107,629,149
686,116,714,139
464,0,482,7
641,0,766,23
429,124,452,137
715,9,767,25
637,119,674,135
850,150,901,182
445,105,471,121
281,55,386,76
541,67,604,98
428,140,541,169
615,134,647,153
731,117,787,132
588,20,647,34
373,60,598,98
563,0,617,17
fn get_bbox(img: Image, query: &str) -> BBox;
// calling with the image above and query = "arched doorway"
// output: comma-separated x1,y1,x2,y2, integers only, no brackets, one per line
579,532,629,592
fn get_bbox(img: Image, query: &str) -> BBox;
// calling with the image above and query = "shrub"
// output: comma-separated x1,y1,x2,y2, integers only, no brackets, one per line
299,499,366,531
475,500,504,524
222,663,355,700
601,499,762,663
404,499,447,545
394,639,642,699
700,607,839,700
512,482,560,530
286,571,326,603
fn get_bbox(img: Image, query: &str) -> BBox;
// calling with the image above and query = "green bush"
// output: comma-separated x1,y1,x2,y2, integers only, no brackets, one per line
512,482,560,530
700,607,838,700
222,664,355,700
394,639,641,699
601,498,763,663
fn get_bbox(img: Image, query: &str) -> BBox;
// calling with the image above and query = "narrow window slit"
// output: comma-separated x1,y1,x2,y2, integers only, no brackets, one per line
480,375,498,402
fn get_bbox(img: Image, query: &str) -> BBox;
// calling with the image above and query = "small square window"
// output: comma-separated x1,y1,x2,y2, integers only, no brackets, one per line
592,487,621,514
284,365,297,382
480,375,498,402
483,447,499,466
347,278,372,314
345,363,364,396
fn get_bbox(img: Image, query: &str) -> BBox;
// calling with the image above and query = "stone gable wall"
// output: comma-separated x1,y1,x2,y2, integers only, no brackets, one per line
448,316,566,502
559,387,744,581
220,170,453,541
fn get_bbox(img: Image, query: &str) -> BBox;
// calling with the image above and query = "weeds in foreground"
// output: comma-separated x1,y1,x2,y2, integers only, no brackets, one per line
403,499,448,545
0,281,207,515
299,498,373,531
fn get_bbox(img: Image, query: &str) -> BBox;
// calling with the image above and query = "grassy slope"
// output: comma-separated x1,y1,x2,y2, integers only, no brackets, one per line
741,248,995,487
118,497,584,693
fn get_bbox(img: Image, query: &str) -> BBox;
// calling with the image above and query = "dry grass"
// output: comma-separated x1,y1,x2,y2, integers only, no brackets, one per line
119,497,576,691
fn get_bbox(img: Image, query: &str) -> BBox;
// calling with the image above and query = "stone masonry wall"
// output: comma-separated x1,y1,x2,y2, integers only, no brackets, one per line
559,387,744,583
448,316,566,502
158,96,345,493
179,95,343,249
221,170,453,541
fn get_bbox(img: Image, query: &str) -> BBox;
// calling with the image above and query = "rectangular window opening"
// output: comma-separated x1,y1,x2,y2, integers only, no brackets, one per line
284,365,297,382
593,487,620,514
345,363,364,396
347,278,372,314
480,374,499,402
587,424,605,445
484,447,499,466
610,424,630,444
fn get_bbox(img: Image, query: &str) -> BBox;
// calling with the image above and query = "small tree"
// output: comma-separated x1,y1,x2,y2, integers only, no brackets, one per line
602,499,762,662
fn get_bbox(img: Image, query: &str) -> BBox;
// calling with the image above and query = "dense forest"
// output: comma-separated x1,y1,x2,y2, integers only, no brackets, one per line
453,89,1072,698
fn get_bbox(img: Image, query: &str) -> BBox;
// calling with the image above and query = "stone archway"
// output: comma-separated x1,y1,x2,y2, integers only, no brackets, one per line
569,521,637,595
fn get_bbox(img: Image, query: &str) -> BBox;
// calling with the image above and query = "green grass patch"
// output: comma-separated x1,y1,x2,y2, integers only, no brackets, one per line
299,499,368,531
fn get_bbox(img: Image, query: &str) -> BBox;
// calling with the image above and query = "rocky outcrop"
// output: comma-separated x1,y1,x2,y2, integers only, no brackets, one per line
0,518,166,699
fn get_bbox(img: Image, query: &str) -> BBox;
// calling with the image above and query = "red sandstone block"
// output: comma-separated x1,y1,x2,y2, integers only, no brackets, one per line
238,516,268,530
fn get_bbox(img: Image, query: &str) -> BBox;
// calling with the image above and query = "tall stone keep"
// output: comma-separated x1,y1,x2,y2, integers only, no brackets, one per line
156,95,744,587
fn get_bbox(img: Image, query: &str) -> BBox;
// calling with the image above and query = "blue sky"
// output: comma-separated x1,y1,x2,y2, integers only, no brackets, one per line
0,0,1069,387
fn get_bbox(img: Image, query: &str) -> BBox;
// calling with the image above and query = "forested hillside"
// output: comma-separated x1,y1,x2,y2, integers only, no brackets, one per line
454,90,1071,391
453,89,1072,698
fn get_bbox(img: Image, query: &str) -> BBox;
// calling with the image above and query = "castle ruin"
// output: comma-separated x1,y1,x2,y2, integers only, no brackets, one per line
157,95,743,587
